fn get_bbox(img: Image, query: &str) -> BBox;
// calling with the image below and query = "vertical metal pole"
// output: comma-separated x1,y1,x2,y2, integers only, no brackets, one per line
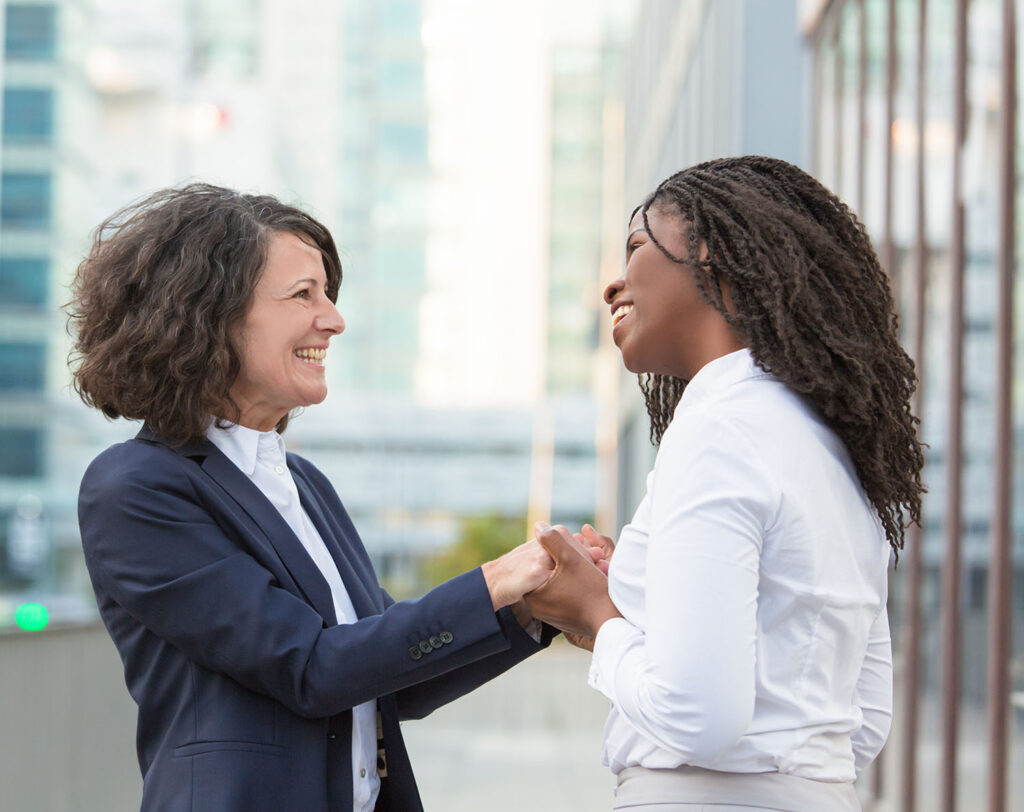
987,1,1016,809
835,1,845,189
884,0,898,298
901,3,927,812
811,25,822,177
941,2,968,808
874,6,897,801
857,0,867,215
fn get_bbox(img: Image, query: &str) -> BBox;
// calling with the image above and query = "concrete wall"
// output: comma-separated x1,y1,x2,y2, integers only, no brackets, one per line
0,624,141,812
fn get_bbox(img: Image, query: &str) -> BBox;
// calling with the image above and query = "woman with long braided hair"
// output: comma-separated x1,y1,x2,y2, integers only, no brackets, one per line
525,156,923,810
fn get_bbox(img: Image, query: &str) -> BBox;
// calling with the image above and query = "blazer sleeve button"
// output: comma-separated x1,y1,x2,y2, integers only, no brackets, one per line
439,630,453,644
408,645,422,661
418,640,433,655
428,635,443,649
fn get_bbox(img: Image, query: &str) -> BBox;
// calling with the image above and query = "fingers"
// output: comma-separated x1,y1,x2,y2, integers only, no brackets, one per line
534,523,591,565
581,523,614,553
536,521,609,573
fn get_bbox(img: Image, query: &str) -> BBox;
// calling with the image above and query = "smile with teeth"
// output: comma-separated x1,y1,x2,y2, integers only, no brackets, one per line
612,304,633,327
294,347,326,366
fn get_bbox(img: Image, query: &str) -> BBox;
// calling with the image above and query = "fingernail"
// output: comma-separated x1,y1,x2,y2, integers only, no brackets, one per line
534,520,550,532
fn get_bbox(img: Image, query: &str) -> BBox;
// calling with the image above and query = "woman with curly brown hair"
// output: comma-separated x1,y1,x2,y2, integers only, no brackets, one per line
67,183,598,812
527,156,924,811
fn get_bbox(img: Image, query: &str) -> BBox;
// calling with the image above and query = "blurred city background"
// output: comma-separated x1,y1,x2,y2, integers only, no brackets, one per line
1,0,1023,809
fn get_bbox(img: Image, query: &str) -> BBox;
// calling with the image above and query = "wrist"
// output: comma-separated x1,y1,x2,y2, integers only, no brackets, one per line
586,598,621,638
480,560,510,610
510,599,534,629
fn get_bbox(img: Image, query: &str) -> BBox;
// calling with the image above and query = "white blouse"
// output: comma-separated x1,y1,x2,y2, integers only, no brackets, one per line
589,349,892,783
206,422,380,812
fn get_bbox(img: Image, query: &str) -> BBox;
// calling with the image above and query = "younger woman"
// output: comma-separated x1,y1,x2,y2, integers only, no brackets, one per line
531,156,923,811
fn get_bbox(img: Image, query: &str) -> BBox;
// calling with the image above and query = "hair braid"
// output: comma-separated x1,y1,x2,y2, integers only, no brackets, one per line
636,156,924,561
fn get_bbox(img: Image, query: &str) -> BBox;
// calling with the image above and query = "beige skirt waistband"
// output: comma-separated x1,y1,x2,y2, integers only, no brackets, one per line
613,765,862,812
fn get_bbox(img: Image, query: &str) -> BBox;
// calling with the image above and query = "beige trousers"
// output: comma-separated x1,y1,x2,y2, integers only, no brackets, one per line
612,765,862,812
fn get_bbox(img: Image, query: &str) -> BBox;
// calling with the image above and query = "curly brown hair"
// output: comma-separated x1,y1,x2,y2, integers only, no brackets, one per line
67,183,342,447
635,156,924,560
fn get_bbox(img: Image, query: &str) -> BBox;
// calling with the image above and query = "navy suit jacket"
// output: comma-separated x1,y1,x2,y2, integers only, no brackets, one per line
79,427,554,812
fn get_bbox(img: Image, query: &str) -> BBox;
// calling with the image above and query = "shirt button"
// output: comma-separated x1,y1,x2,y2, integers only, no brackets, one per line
360,768,366,778
274,465,284,475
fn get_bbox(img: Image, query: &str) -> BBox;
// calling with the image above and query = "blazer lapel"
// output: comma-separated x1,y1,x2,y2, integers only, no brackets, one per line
196,446,339,626
291,471,378,619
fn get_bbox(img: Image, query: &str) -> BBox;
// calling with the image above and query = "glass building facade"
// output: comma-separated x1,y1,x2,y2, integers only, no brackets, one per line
0,2,58,614
810,1,1024,809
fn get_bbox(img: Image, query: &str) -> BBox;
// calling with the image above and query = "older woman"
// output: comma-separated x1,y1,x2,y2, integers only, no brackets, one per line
67,184,578,812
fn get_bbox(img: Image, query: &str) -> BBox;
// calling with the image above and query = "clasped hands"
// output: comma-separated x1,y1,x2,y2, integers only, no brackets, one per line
523,523,621,649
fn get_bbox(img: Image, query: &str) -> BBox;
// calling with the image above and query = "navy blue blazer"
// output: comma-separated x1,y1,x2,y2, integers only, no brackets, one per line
79,427,554,812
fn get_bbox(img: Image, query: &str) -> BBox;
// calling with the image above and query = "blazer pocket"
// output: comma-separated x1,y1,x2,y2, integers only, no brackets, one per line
173,740,286,758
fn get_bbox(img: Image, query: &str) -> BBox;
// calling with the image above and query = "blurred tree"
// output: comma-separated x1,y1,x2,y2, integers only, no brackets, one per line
421,512,528,587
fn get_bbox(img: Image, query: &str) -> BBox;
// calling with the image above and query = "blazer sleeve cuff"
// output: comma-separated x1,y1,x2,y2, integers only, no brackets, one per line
494,605,560,651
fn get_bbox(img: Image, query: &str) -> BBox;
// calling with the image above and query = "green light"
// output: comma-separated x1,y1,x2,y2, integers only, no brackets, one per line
15,603,49,632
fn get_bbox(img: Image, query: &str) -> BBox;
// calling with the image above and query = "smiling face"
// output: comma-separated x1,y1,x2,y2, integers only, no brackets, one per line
603,204,743,380
228,231,345,431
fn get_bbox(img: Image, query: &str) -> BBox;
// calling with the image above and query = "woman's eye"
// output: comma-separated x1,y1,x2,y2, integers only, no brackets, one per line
293,289,310,299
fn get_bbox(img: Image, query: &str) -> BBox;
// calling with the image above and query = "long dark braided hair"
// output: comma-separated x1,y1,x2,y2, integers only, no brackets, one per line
637,156,924,560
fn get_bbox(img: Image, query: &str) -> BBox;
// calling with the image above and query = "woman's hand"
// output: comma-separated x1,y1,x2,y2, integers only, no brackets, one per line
480,539,555,611
523,523,622,637
574,524,615,574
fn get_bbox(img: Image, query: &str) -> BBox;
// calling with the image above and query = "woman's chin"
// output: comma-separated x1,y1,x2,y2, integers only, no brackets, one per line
621,354,644,375
303,386,329,407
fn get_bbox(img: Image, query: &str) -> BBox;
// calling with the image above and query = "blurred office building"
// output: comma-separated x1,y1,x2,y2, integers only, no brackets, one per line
0,1,100,624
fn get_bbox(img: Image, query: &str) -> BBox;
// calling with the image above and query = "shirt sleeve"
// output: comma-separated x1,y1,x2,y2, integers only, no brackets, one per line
850,602,893,773
588,410,780,762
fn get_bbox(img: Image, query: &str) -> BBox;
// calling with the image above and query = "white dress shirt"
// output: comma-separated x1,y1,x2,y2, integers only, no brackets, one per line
590,348,892,782
207,421,380,812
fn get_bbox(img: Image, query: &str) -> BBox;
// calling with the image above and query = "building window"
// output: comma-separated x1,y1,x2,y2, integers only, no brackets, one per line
0,173,51,229
3,5,56,61
0,343,46,392
0,428,43,477
0,258,48,308
2,88,54,144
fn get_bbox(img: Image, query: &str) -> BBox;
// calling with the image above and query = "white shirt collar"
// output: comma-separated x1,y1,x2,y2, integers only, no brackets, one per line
205,419,285,476
676,347,771,414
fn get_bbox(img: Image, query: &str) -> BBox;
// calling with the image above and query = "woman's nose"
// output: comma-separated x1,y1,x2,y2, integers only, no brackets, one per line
603,276,624,305
317,301,345,335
